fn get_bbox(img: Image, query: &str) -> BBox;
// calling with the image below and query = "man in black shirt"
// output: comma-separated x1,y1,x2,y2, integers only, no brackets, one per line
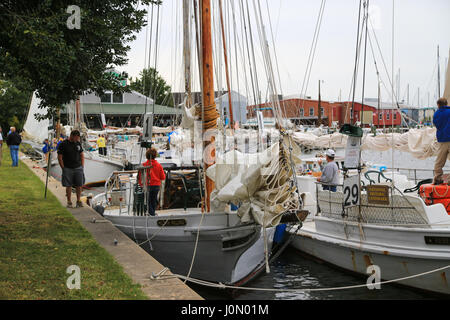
57,130,85,208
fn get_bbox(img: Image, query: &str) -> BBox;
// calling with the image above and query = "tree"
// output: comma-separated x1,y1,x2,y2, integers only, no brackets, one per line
129,67,175,107
0,78,33,134
0,0,160,120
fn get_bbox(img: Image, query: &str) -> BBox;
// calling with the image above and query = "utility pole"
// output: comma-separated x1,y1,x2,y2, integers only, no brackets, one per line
318,80,322,126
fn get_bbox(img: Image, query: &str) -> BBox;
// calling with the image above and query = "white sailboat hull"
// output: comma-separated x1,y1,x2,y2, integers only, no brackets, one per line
288,217,450,295
49,152,123,186
99,209,276,285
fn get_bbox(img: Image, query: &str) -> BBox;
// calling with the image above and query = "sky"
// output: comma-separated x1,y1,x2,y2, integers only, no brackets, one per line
122,0,449,107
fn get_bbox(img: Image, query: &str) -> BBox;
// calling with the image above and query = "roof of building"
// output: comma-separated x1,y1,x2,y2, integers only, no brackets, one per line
62,103,181,115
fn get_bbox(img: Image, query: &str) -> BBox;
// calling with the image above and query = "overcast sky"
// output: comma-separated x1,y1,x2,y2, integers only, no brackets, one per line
123,0,449,107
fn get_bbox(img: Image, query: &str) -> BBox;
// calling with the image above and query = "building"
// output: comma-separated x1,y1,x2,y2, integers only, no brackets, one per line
61,90,181,129
172,90,248,124
247,97,406,128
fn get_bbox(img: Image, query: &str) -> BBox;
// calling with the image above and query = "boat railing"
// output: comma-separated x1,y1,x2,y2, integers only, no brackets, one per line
384,167,435,184
315,181,430,226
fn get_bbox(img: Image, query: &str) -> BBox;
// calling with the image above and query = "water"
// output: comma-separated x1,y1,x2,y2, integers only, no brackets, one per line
188,247,443,300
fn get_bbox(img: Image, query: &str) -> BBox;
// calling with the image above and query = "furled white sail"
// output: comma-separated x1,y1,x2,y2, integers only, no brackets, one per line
23,92,49,143
206,136,302,227
444,49,450,102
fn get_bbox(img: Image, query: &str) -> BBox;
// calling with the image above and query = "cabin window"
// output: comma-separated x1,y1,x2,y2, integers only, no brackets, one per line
394,112,397,120
320,107,324,116
309,108,314,116
386,112,390,120
100,93,112,103
113,93,123,103
379,113,382,120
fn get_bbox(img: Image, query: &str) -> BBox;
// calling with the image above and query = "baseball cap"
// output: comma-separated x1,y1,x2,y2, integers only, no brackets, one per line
326,149,335,157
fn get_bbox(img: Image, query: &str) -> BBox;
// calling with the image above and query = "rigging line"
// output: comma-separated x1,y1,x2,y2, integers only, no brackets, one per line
265,0,285,117
297,0,325,114
239,0,258,108
367,16,401,109
151,3,162,117
232,0,252,117
344,2,368,124
245,0,263,107
350,0,364,123
360,0,370,127
300,0,326,115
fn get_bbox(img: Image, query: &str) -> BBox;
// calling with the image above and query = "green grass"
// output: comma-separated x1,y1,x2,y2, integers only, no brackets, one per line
0,144,148,300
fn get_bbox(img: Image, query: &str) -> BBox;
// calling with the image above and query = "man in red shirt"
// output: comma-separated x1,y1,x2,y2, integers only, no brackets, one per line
138,148,166,216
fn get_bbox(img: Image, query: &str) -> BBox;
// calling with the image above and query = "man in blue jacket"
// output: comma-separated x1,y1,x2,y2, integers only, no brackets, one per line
433,98,450,184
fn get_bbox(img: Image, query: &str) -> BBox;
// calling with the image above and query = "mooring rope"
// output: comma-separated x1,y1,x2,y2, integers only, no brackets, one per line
151,264,450,293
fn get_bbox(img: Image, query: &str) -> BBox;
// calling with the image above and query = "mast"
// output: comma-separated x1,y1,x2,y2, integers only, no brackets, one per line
183,0,192,107
218,0,234,127
437,45,441,97
201,0,219,212
444,48,450,102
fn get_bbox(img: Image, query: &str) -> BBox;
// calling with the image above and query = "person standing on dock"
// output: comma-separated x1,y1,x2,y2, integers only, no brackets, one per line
42,139,52,163
318,149,339,192
432,98,450,185
138,148,166,216
6,127,21,167
57,130,85,208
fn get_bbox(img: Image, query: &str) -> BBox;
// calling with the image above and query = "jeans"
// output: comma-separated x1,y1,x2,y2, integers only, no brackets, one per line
323,185,337,192
9,145,19,167
147,186,160,216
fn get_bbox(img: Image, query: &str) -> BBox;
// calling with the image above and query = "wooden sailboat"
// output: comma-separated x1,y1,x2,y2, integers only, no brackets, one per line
89,0,304,287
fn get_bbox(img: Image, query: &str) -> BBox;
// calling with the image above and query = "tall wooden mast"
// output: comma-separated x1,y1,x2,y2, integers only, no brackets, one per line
201,0,219,212
183,0,192,107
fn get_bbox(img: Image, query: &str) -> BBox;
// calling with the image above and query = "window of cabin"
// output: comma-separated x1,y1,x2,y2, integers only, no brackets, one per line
386,112,390,120
113,93,123,103
299,108,304,116
379,112,382,120
100,93,112,103
320,107,324,116
309,108,314,116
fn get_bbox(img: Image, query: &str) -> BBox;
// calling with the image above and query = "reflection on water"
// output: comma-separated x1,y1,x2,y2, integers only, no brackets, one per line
190,248,441,300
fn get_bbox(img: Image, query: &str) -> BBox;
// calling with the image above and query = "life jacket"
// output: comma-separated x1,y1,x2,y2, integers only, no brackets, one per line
419,184,450,214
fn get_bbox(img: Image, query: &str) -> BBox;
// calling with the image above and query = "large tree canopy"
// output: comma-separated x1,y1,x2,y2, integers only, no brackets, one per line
129,67,175,107
0,78,32,134
0,0,159,120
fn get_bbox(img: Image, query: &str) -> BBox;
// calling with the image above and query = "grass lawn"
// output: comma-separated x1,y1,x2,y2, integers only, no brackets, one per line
0,144,147,299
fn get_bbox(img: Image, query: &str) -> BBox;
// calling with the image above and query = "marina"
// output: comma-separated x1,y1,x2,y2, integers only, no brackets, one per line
0,0,449,305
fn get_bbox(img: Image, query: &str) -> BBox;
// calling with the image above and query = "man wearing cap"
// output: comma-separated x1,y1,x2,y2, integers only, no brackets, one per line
318,149,339,192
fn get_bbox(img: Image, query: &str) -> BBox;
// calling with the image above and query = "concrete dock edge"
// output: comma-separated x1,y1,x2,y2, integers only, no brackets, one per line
20,154,203,300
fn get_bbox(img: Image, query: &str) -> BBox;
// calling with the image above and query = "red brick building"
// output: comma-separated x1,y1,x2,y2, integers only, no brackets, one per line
247,98,403,127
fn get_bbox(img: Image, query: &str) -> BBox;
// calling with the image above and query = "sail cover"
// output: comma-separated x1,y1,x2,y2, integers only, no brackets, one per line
23,92,49,143
206,136,302,227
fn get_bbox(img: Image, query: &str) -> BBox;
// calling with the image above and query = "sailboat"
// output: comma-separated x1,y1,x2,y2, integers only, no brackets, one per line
22,92,124,187
287,42,450,295
89,0,305,287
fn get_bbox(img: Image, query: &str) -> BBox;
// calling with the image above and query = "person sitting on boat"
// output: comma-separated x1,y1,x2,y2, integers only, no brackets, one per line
433,97,450,185
138,148,166,216
317,149,339,192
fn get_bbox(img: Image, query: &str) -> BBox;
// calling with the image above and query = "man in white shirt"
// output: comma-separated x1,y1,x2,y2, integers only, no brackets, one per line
318,149,339,192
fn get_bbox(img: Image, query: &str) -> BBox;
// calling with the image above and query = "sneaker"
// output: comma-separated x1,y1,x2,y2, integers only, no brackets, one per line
76,201,83,208
67,202,73,208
